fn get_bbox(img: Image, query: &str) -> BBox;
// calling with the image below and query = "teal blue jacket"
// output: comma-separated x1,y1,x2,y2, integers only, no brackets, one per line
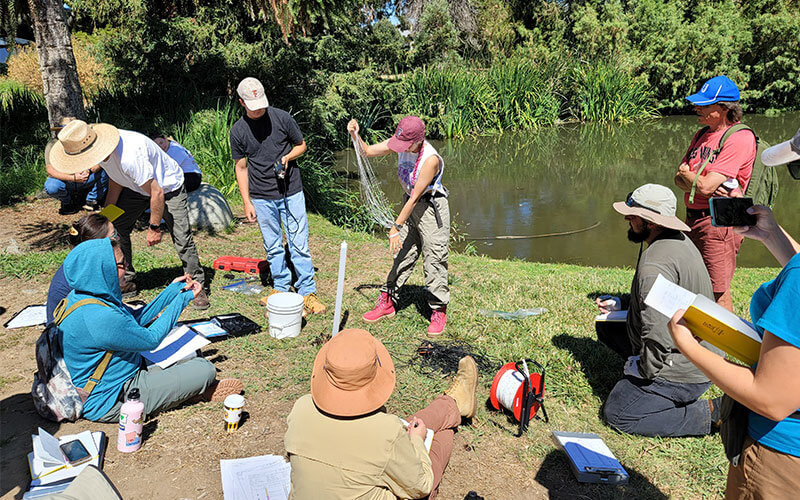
60,238,193,420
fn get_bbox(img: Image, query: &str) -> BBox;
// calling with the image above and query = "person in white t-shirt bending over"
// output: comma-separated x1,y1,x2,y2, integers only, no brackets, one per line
49,120,209,309
153,135,203,192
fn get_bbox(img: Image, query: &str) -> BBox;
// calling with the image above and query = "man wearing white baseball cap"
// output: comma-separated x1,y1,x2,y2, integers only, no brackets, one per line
595,184,723,437
230,77,326,316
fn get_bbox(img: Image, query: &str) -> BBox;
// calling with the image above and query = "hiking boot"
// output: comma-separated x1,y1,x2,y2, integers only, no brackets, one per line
192,290,210,310
304,293,327,316
120,280,138,298
444,356,478,418
363,292,395,323
82,200,101,212
427,306,447,336
58,202,81,215
203,378,243,402
259,288,282,307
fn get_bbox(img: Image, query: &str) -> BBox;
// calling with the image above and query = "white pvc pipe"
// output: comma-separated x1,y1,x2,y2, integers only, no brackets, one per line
331,241,347,336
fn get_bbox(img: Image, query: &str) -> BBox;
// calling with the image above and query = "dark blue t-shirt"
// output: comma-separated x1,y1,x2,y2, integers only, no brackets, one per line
46,265,72,324
229,107,304,200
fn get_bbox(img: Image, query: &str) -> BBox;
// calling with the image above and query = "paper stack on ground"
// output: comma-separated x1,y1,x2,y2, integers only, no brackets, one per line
28,428,106,488
220,454,291,500
4,305,47,329
644,274,762,364
141,324,210,368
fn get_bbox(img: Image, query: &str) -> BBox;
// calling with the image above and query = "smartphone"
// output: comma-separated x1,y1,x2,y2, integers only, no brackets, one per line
59,439,91,465
709,197,757,227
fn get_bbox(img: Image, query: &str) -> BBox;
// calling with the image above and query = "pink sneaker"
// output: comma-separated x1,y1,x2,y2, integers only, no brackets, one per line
363,292,396,323
427,306,447,336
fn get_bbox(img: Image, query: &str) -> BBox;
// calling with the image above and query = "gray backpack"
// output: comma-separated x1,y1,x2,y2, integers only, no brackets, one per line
31,298,112,422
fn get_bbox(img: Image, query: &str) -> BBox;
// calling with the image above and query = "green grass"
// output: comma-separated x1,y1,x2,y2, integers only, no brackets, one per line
570,61,659,123
1,211,780,498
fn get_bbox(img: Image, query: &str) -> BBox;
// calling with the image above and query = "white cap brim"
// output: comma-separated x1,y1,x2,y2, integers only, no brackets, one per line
761,140,800,167
242,96,268,111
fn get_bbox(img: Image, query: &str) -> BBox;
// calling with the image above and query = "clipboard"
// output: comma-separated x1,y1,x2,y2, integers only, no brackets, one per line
551,431,628,484
98,204,124,222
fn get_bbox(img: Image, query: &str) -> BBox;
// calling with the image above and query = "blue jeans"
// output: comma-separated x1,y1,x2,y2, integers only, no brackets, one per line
604,376,712,437
44,170,109,204
252,191,316,296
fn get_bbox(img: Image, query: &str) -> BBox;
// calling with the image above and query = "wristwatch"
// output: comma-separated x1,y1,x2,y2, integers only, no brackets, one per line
148,224,162,231
393,223,404,231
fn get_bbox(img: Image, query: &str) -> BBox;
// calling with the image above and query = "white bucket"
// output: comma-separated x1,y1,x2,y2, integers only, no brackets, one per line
266,292,304,339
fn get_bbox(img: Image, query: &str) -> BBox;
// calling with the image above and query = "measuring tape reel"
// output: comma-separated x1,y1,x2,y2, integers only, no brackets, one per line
489,359,548,435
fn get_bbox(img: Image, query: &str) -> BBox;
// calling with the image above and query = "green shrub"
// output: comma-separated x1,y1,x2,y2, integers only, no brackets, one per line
403,66,495,138
487,58,560,129
570,61,657,123
174,103,240,197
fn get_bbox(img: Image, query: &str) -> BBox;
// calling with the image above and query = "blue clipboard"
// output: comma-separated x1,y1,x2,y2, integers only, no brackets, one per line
552,431,629,484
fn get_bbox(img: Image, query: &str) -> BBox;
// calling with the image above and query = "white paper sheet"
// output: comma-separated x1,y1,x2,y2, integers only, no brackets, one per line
189,320,227,337
5,305,47,329
643,274,696,319
220,455,291,500
140,325,210,369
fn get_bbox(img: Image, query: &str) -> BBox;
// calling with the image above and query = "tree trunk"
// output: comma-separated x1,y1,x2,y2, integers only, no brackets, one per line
26,0,85,128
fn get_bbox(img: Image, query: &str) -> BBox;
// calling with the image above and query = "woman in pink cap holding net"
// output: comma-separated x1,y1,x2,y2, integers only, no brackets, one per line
348,116,450,336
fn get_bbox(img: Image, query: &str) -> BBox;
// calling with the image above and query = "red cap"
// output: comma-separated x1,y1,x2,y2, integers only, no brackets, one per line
387,116,425,153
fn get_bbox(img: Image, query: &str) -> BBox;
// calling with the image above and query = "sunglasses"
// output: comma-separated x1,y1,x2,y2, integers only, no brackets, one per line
625,192,660,213
788,160,800,181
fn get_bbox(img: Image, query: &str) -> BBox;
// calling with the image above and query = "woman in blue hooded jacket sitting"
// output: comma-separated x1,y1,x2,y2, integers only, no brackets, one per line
59,238,241,422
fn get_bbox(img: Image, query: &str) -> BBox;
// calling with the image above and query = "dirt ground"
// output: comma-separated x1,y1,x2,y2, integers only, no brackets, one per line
0,198,638,500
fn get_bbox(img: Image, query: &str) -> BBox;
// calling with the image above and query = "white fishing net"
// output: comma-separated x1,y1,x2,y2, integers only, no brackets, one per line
351,134,396,229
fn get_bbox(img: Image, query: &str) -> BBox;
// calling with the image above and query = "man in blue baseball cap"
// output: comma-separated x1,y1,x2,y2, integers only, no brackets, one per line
674,75,756,312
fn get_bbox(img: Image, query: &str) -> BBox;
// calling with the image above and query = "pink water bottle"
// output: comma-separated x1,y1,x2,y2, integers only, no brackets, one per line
117,388,144,453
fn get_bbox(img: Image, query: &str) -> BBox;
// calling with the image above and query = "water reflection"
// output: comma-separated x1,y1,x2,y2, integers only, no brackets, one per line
336,112,800,268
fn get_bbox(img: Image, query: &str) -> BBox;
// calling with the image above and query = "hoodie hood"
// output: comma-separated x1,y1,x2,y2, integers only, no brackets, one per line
63,238,123,307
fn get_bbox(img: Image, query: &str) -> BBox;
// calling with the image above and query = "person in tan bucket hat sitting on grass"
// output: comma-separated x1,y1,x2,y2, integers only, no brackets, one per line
284,328,478,499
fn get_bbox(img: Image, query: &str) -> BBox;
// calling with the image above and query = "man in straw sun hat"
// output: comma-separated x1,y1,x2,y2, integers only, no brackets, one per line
44,116,109,214
593,183,724,437
284,328,478,499
49,120,209,309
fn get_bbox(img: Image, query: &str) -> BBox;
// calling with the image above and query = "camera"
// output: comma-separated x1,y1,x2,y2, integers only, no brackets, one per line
273,160,287,179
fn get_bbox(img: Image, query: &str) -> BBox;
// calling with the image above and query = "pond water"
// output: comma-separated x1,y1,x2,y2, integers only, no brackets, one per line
335,112,800,268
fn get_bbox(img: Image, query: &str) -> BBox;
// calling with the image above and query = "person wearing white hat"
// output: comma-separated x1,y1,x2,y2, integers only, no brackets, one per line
595,184,723,437
667,132,800,498
229,77,326,316
48,120,209,309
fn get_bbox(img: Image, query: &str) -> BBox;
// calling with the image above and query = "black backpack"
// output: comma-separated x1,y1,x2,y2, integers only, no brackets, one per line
689,124,778,208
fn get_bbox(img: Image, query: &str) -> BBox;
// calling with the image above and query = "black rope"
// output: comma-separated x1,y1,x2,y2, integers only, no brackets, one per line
395,339,498,376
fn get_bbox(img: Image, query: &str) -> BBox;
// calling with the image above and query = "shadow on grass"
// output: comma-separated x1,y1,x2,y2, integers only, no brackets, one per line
19,221,69,252
134,265,216,293
534,448,668,499
0,392,64,498
551,334,623,402
354,284,432,321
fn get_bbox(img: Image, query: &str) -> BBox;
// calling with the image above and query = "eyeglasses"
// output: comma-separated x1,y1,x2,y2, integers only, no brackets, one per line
115,258,126,270
787,160,800,181
625,192,660,214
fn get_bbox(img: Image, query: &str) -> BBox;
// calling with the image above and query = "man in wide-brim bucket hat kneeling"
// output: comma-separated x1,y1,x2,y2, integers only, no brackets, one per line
595,184,724,437
284,329,478,499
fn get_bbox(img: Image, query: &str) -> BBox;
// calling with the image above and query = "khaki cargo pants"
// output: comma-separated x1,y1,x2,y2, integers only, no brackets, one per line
382,195,450,309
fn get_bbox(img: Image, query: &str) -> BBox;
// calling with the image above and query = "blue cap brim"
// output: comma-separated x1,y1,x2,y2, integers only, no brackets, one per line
686,93,720,105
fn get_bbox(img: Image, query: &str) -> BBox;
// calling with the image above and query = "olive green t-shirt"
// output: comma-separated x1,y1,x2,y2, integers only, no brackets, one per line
627,233,722,383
